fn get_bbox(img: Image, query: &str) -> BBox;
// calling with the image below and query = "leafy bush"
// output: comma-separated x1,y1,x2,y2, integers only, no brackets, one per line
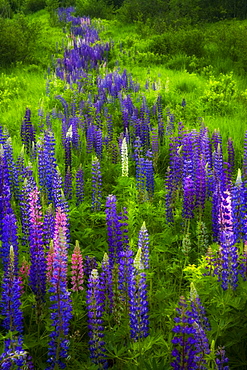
76,0,114,19
0,14,42,66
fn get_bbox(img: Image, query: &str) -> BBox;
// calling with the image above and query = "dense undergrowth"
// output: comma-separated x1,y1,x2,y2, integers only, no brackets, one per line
1,5,247,370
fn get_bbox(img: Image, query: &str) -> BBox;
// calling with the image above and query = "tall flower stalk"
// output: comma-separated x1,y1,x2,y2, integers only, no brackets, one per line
47,207,73,370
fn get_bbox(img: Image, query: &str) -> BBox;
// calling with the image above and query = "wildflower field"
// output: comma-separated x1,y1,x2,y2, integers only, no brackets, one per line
2,6,247,370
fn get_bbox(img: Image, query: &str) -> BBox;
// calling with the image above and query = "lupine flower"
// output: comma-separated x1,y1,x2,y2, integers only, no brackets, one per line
105,194,124,267
215,347,229,370
171,296,207,369
28,187,46,306
1,245,23,333
0,337,34,370
19,257,30,294
129,247,149,341
138,221,150,269
91,156,102,212
121,137,128,177
71,240,84,292
47,207,73,370
64,168,73,200
86,269,107,369
75,165,84,205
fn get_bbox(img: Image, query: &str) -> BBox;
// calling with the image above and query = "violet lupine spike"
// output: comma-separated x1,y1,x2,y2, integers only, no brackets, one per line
71,240,84,292
43,204,55,250
3,138,19,200
171,295,210,370
182,176,195,219
21,108,36,155
86,269,108,369
1,245,23,334
118,249,134,312
0,336,34,370
145,150,154,198
138,221,150,269
105,194,124,267
91,157,102,212
1,212,19,274
47,207,73,370
129,247,149,341
195,157,207,213
75,165,84,205
64,137,72,174
28,187,46,305
232,169,247,243
165,167,174,223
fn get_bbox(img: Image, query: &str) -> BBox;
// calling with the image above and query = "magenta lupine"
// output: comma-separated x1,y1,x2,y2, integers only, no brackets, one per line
86,268,107,369
19,258,30,295
47,207,73,370
71,240,84,292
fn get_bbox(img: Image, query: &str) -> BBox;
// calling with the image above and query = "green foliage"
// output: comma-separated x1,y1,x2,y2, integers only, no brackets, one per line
201,72,237,115
0,73,25,110
75,0,114,19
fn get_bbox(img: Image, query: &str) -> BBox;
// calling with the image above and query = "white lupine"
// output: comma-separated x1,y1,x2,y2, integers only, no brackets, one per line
121,137,128,177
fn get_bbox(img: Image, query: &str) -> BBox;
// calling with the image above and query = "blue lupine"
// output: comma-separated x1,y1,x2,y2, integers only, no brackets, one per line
1,245,23,333
86,269,108,369
129,248,149,341
1,211,19,273
28,187,47,307
182,176,195,219
215,347,229,370
232,169,246,243
105,194,124,267
0,336,34,370
171,295,210,370
20,108,36,155
91,157,102,211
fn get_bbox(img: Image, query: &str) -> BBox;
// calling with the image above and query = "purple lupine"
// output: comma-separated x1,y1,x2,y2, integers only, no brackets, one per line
215,347,229,370
1,211,19,273
105,194,124,267
1,245,23,333
232,169,246,243
195,157,206,213
129,248,149,341
0,337,34,370
47,207,73,370
145,150,154,198
171,296,209,370
118,249,134,310
43,205,55,250
84,256,98,279
182,176,195,219
243,130,247,180
28,187,46,309
20,108,36,155
3,138,19,200
75,165,84,205
86,269,107,369
19,179,35,245
165,167,174,223
138,221,150,269
91,157,102,212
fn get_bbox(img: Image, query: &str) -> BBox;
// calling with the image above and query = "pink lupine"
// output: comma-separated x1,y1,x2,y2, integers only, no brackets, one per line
18,258,30,294
46,240,55,284
71,240,84,292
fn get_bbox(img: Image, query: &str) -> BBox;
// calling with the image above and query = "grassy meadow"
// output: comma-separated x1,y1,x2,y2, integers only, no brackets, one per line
1,6,247,370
